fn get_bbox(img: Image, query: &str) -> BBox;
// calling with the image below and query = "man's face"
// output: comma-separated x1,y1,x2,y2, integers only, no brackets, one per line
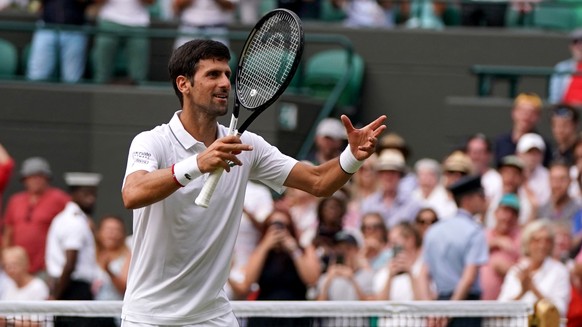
570,39,582,61
499,166,523,192
494,206,518,234
72,186,98,215
185,58,231,117
378,170,402,193
315,135,344,157
466,138,489,170
519,148,543,171
549,165,570,199
512,102,540,133
551,116,577,146
23,174,50,194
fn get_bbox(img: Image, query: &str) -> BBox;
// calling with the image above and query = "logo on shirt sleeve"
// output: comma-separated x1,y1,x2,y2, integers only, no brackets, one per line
132,151,152,166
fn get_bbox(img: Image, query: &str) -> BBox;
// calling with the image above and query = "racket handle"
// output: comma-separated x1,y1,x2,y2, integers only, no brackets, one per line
195,167,224,208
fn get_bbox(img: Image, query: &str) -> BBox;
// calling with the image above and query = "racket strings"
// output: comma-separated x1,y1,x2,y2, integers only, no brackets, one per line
237,12,302,109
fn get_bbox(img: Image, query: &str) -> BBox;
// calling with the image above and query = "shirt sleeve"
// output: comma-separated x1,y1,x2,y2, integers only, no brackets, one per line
62,217,89,250
245,133,297,194
123,131,162,186
465,228,489,266
0,158,14,194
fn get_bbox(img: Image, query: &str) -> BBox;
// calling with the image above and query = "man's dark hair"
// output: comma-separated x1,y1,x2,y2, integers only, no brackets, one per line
168,40,231,106
463,133,492,153
552,103,580,123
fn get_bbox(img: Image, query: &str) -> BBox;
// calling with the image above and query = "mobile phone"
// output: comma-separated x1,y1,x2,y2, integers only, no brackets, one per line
393,245,403,257
335,254,345,265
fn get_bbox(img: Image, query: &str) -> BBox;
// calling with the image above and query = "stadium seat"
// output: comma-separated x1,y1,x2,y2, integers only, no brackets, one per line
303,49,365,110
0,38,18,78
319,0,346,22
532,1,582,31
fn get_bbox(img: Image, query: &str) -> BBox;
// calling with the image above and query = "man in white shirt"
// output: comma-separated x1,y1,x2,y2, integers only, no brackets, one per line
45,172,101,327
173,0,238,48
120,39,386,326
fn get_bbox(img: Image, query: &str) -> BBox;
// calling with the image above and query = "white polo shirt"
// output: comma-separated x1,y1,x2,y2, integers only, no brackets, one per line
121,111,297,325
45,202,97,283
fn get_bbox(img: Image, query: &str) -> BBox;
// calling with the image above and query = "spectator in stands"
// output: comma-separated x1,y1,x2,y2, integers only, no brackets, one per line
441,150,474,190
464,133,502,202
419,175,488,327
344,153,378,229
312,193,348,271
376,132,416,199
480,193,522,300
485,155,536,228
244,209,320,326
374,222,426,300
568,248,582,327
237,0,259,24
2,157,70,277
550,105,579,166
46,173,101,304
26,0,91,82
0,143,14,214
494,92,552,167
411,158,456,219
1,246,49,301
173,0,236,48
315,229,374,300
331,0,391,28
549,28,582,106
539,161,581,225
460,0,507,27
498,219,571,317
277,179,319,248
94,215,130,303
413,207,438,239
91,0,154,84
230,181,274,297
277,0,321,20
304,118,347,166
568,136,582,199
0,246,50,327
361,149,421,228
359,212,391,271
517,133,550,206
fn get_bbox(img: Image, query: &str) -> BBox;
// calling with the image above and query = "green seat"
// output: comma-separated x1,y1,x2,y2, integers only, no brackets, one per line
0,38,18,77
303,49,365,109
533,1,582,31
319,0,346,22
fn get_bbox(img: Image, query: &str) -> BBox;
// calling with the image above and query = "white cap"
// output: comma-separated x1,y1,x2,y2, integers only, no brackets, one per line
20,157,52,178
316,118,347,140
517,133,545,153
64,172,102,187
375,149,406,172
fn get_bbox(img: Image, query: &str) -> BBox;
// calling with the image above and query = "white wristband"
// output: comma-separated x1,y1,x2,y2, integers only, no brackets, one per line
172,154,201,187
339,146,364,174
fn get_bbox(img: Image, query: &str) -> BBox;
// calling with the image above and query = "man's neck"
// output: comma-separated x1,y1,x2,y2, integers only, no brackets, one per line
180,109,219,147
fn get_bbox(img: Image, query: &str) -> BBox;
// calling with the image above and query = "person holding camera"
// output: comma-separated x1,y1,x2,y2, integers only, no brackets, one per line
373,222,426,301
315,229,374,301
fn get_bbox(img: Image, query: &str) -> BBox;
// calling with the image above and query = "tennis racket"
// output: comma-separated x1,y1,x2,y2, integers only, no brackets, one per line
195,9,304,208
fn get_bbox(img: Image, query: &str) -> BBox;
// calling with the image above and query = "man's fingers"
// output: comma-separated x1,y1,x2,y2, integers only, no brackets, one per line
340,114,355,134
365,115,387,131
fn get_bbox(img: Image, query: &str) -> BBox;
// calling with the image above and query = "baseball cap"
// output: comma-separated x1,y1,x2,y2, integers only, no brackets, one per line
64,172,102,187
375,149,406,172
316,118,347,140
498,193,520,212
498,155,525,171
20,157,52,178
517,133,545,154
570,28,582,42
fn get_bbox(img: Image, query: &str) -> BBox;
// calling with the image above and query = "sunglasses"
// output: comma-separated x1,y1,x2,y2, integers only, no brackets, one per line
553,107,575,120
415,218,437,226
572,38,582,45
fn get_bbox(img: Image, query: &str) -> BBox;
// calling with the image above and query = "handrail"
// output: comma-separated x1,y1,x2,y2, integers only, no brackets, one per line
0,20,355,159
470,64,582,98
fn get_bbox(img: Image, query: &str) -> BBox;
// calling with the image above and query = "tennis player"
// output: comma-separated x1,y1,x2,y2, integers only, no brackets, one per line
120,39,386,327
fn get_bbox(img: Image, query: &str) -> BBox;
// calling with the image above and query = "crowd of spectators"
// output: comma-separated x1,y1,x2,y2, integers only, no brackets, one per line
3,93,582,325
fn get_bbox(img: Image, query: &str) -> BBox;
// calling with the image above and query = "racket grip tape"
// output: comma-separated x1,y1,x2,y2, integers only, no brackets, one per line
194,167,225,208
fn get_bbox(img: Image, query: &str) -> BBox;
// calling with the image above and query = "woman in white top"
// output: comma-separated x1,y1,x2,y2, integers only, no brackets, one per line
94,215,131,301
498,219,571,316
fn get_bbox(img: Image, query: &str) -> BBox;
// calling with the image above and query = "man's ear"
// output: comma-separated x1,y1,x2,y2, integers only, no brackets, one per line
176,75,191,93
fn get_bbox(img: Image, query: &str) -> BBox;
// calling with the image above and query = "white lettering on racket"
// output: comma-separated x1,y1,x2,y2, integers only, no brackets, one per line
250,89,257,97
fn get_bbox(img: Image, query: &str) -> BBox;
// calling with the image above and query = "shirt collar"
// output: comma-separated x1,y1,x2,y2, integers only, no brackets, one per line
169,111,202,150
